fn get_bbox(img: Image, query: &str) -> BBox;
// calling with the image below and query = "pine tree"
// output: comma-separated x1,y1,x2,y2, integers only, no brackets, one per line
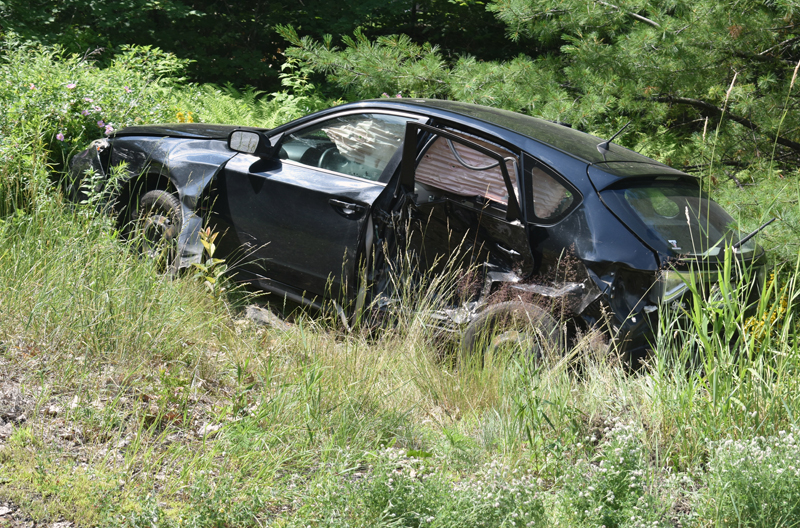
280,1,800,175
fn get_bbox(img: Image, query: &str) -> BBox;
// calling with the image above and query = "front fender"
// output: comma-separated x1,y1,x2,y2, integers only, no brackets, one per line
108,136,237,269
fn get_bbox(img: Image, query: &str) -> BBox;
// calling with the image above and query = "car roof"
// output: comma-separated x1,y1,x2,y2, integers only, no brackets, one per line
326,99,671,169
116,99,690,184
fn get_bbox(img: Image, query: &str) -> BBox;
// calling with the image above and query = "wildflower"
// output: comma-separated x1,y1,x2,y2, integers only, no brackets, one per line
97,120,105,128
124,86,132,93
29,83,35,89
81,109,90,116
56,133,65,141
104,125,114,135
396,92,402,98
93,105,102,112
66,83,76,89
84,97,93,102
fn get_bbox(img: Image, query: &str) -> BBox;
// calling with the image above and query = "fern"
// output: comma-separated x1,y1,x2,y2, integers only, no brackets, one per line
190,63,338,129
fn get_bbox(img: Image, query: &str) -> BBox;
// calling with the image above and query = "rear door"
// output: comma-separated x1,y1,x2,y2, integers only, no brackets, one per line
212,112,423,302
399,123,535,277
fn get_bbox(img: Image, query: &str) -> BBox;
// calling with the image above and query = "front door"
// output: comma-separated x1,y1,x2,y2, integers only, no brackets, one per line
212,112,422,303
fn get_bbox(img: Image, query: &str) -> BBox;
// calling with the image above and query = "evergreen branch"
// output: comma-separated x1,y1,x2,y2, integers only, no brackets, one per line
759,36,800,57
732,50,796,66
652,95,800,153
594,0,660,28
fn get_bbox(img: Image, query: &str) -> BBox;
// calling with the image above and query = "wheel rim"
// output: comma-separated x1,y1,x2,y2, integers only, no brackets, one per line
137,209,180,264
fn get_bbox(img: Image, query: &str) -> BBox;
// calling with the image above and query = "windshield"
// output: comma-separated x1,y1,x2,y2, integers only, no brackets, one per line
603,182,756,256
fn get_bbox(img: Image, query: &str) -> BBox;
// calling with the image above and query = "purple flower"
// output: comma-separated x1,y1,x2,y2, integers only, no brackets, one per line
66,83,76,89
124,86,132,93
81,109,90,116
93,105,102,112
381,92,389,98
97,120,105,128
396,93,402,98
84,97,93,102
104,125,114,135
56,133,65,141
29,83,35,90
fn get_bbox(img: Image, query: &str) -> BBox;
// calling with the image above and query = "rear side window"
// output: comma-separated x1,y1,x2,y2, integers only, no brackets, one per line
414,130,519,206
530,166,574,220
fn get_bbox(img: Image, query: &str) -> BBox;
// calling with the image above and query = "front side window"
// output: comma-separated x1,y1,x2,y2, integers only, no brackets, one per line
280,113,414,181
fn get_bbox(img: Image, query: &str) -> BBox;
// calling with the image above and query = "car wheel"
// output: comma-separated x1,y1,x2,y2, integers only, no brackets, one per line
460,301,561,367
132,189,182,269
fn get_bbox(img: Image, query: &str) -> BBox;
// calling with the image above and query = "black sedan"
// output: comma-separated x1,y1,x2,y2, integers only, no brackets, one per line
69,99,766,364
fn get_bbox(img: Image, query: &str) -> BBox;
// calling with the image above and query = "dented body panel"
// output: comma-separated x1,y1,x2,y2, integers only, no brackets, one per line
68,99,766,359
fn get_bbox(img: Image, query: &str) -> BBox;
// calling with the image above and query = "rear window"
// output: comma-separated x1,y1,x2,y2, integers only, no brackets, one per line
602,182,756,256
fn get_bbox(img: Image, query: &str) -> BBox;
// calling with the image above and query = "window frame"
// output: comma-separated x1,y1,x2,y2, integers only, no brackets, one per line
402,123,523,222
277,110,427,185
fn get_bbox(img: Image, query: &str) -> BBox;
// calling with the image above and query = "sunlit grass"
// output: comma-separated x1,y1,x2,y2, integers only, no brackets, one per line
2,196,800,526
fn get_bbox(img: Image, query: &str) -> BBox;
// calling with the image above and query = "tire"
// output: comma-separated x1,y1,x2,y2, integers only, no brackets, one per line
460,301,561,367
132,190,182,269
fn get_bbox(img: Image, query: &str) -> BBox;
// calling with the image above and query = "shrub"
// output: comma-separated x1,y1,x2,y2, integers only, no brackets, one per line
0,36,190,215
561,420,673,528
358,448,546,527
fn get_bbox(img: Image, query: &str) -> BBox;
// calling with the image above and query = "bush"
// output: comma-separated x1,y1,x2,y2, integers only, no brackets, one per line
357,448,546,527
189,61,338,128
0,37,190,215
561,420,673,528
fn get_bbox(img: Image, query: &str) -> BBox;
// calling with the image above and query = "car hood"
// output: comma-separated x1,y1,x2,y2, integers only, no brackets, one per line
113,123,266,140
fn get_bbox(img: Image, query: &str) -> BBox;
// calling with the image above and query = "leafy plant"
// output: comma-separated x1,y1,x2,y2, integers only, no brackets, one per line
561,420,672,528
698,427,800,527
190,226,228,296
190,59,337,129
0,37,191,214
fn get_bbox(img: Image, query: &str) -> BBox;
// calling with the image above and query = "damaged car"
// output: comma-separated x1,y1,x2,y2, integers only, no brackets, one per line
69,99,766,364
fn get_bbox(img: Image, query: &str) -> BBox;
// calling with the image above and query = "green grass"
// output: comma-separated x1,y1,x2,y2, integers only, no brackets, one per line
1,197,800,527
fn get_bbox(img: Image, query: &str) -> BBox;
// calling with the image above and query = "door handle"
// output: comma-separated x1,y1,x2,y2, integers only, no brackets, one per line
328,198,365,216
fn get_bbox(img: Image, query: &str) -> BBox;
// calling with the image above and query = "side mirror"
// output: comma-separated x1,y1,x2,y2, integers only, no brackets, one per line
228,130,262,154
228,130,283,157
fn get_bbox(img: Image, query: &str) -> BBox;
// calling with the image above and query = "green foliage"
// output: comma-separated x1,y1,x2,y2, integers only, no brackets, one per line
278,26,453,100
0,0,525,91
281,0,800,174
0,0,281,89
297,448,547,527
190,227,228,296
713,177,800,264
0,37,190,215
561,421,672,528
188,60,336,128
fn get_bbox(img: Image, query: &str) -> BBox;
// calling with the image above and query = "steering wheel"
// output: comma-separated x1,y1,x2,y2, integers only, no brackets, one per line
318,147,339,170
